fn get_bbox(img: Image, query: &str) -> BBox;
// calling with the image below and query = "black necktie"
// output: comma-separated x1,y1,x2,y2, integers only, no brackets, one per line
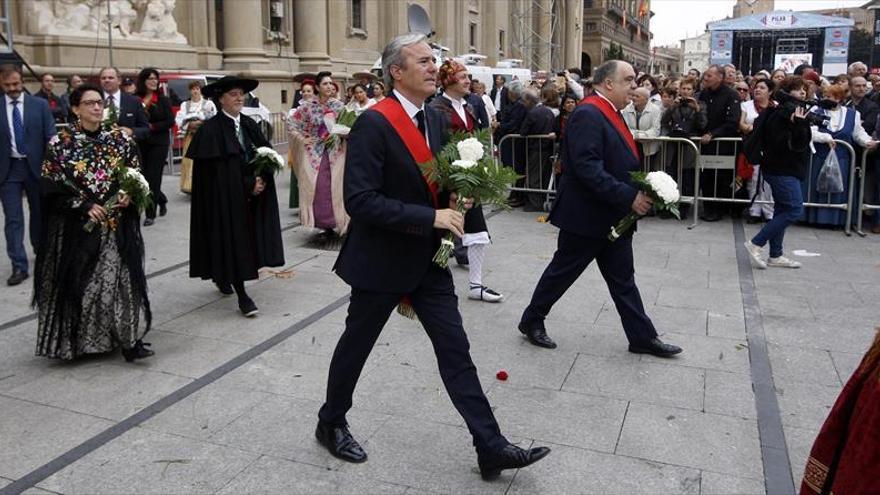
415,110,426,139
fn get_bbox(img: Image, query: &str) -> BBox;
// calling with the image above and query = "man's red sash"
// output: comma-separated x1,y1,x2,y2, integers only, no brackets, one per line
580,94,640,160
371,98,439,208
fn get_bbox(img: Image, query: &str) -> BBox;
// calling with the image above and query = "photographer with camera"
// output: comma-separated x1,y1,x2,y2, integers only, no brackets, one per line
743,76,814,269
661,76,706,217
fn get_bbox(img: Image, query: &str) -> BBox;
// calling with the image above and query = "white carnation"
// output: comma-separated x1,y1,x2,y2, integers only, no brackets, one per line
125,168,150,190
646,171,680,203
255,146,285,167
452,159,477,169
456,138,485,163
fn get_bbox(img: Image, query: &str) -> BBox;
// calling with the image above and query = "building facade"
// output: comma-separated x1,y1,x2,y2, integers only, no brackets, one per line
680,32,711,74
652,46,681,75
732,0,774,19
6,0,597,112
581,0,653,72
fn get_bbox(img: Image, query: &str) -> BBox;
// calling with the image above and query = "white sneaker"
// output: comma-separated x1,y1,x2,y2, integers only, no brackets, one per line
768,256,802,268
743,241,767,269
469,285,504,303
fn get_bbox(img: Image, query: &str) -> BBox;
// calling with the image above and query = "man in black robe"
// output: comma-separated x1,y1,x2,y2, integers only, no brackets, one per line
186,76,284,317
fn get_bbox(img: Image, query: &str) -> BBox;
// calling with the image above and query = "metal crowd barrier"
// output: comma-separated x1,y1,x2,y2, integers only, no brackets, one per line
856,149,879,236
695,137,858,236
496,133,558,211
635,136,701,229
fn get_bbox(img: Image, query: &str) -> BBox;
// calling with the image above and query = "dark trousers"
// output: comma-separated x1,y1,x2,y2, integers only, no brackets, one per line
521,229,657,346
319,265,507,452
142,142,169,218
0,158,40,273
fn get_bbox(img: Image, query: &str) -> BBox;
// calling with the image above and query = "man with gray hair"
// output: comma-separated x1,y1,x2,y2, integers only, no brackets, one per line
495,79,528,206
518,60,682,358
316,33,550,479
848,61,868,79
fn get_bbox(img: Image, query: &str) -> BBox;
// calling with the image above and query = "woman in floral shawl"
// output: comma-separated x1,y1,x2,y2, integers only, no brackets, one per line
34,84,153,362
288,71,349,240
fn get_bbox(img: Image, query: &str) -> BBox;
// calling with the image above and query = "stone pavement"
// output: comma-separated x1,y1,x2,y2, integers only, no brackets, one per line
0,170,878,495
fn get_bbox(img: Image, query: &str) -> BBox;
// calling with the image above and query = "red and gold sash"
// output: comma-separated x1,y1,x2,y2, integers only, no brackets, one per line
580,94,640,160
371,97,439,208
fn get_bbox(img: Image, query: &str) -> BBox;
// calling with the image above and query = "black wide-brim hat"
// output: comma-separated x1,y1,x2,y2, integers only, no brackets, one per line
202,75,259,99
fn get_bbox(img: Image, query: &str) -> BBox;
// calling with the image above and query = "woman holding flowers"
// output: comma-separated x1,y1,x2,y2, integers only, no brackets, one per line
285,79,314,209
34,83,154,362
288,71,349,241
429,59,503,303
187,76,284,317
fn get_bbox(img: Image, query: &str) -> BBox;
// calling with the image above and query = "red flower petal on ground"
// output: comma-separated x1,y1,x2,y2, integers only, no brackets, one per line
496,370,508,381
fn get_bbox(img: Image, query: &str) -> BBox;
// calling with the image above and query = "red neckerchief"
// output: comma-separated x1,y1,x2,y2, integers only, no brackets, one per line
580,94,640,160
371,97,439,208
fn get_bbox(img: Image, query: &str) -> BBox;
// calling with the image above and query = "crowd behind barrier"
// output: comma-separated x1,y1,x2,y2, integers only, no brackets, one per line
497,133,866,236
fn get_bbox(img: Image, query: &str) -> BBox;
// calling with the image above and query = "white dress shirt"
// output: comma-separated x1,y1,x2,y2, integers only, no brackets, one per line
222,109,242,133
442,93,469,126
393,89,429,145
5,94,25,158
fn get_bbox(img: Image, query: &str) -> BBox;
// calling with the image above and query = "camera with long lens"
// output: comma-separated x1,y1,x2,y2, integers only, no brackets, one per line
773,90,832,126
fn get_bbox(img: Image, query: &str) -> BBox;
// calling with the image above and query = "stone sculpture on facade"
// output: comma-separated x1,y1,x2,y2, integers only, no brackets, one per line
27,0,188,44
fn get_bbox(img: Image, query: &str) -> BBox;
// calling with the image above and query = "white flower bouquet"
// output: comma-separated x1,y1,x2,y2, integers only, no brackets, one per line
330,108,358,136
249,146,285,176
608,171,681,242
85,166,153,232
420,130,520,267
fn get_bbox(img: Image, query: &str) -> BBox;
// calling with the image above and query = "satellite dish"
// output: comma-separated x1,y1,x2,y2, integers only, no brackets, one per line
408,4,434,37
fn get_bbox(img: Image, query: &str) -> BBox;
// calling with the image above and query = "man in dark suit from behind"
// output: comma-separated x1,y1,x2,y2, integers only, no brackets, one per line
315,33,550,481
517,60,682,358
99,67,149,141
0,64,56,285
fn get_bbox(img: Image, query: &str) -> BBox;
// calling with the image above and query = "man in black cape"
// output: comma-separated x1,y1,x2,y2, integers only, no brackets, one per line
186,75,284,317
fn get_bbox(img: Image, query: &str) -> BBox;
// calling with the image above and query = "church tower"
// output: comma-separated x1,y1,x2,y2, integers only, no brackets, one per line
733,0,775,18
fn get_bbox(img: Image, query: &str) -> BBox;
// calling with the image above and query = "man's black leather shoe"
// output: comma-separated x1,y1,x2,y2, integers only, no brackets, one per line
7,270,27,286
518,321,557,349
315,423,367,463
215,282,234,296
238,297,259,317
478,444,551,480
628,337,683,358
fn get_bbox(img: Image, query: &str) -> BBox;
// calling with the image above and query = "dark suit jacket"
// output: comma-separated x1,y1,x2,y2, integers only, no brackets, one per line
34,89,68,124
490,86,508,115
0,94,56,183
104,91,150,141
519,105,556,136
140,94,174,147
334,96,447,294
465,93,490,130
549,103,640,239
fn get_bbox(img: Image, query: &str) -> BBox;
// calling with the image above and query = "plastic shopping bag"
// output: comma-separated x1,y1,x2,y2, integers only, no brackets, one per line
817,151,844,194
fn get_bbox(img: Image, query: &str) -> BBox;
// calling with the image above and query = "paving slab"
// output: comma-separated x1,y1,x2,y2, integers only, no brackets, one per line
562,354,706,411
507,441,702,495
216,455,408,494
35,427,259,495
774,379,840,430
0,396,115,479
704,370,758,420
700,471,765,495
207,393,390,469
767,344,840,387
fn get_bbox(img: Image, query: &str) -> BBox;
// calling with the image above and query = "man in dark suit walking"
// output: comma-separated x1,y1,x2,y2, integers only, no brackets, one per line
0,64,56,286
517,60,682,358
99,67,149,141
316,33,549,480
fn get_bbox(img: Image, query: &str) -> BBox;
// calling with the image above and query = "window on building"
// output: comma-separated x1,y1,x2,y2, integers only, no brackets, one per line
351,0,364,30
584,0,594,7
697,42,701,50
469,22,478,50
585,22,597,32
498,29,505,56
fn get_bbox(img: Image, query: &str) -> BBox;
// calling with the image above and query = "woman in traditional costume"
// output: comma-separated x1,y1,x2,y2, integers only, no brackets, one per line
801,328,880,495
135,68,174,226
288,71,349,241
34,84,153,362
176,80,216,193
345,84,376,116
186,76,285,317
429,60,503,303
286,79,315,209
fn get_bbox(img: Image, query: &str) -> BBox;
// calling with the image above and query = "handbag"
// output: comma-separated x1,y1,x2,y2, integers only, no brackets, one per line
817,150,844,194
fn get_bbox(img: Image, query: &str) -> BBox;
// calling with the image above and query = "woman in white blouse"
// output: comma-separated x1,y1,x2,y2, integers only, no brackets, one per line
739,79,774,222
808,83,878,226
175,81,216,193
345,84,375,116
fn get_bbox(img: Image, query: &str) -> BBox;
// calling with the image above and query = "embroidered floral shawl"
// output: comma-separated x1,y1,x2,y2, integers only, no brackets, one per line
288,97,345,171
